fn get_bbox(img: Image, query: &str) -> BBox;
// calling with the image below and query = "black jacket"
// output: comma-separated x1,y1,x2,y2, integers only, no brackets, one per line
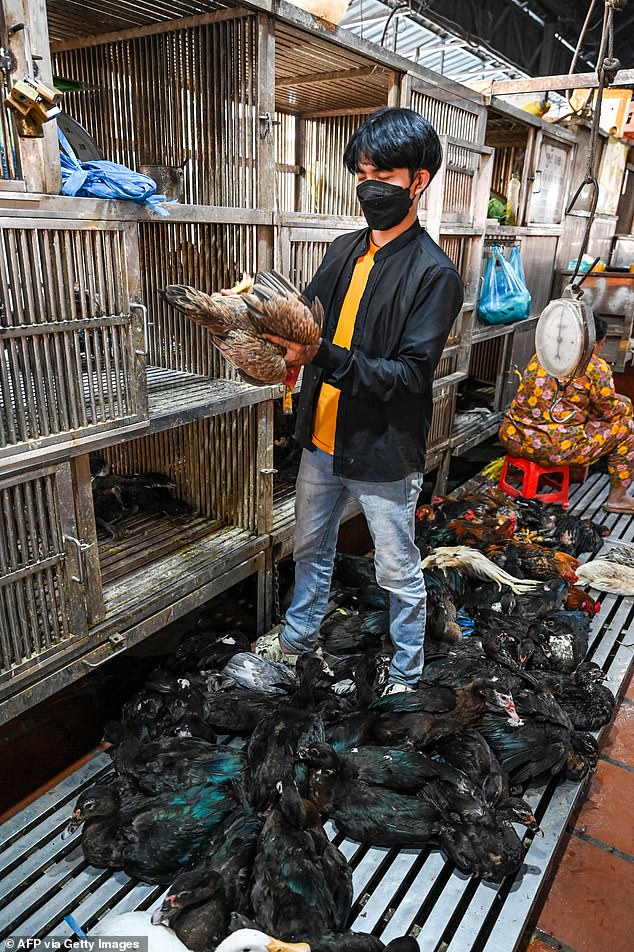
296,220,464,481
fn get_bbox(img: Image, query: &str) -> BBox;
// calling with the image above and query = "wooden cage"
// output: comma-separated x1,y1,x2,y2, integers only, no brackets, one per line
0,215,147,469
52,9,260,208
0,392,273,718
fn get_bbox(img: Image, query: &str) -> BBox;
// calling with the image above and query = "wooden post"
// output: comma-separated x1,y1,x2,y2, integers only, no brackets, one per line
387,70,401,108
71,454,105,626
256,12,275,270
424,134,447,243
294,116,306,213
3,0,61,193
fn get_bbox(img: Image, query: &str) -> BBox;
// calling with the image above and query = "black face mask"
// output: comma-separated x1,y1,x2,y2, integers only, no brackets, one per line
356,179,414,231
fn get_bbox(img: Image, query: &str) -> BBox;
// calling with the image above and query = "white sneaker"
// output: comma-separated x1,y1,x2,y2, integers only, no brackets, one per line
381,682,415,697
253,629,299,668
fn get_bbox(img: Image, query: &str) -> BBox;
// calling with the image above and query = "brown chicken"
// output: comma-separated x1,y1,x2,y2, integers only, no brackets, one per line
162,271,323,385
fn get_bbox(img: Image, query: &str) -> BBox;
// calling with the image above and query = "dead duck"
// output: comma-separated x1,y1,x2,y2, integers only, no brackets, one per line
246,655,330,810
297,743,444,848
167,627,252,676
431,727,509,808
152,869,229,952
545,661,615,730
190,804,263,914
332,744,464,793
62,781,238,883
106,732,246,797
204,688,290,737
89,911,190,952
61,783,134,868
225,916,419,952
120,670,215,744
216,931,309,952
476,713,597,791
528,611,591,673
370,676,521,749
250,779,352,942
220,653,297,695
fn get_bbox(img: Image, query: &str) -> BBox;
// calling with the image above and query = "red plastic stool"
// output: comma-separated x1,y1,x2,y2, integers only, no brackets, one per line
498,455,570,508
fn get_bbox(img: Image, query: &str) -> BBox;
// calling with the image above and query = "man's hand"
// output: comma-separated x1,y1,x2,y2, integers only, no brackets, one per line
262,333,320,367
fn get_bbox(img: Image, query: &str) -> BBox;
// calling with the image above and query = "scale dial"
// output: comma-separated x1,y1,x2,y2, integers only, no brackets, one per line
535,295,595,380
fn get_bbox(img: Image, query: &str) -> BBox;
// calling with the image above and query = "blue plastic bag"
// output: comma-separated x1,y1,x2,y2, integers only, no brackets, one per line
509,244,526,283
58,128,167,214
478,246,531,325
509,244,531,318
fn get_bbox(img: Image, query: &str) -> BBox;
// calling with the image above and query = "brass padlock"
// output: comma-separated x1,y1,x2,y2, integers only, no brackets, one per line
4,74,61,137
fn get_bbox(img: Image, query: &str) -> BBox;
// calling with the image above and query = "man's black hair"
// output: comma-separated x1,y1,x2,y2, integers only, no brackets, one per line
594,315,608,342
343,107,442,181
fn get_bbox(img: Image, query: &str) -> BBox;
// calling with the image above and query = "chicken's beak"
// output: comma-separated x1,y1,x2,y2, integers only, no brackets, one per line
61,810,83,840
266,942,311,952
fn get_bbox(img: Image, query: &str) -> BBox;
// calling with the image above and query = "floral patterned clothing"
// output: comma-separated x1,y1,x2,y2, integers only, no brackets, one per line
499,353,634,488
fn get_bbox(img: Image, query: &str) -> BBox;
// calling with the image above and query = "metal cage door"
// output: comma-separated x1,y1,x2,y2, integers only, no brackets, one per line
0,218,148,469
0,461,88,696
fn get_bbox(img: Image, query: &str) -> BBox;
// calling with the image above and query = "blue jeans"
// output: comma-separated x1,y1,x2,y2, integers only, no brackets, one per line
282,447,426,685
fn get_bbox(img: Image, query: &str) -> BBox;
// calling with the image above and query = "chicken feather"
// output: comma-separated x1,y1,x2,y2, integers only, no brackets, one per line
421,546,542,594
162,271,323,384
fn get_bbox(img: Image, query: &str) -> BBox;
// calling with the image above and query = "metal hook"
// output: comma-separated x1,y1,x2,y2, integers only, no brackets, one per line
565,175,599,289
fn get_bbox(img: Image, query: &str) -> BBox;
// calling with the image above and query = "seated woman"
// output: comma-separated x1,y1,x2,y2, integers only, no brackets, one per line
499,316,634,513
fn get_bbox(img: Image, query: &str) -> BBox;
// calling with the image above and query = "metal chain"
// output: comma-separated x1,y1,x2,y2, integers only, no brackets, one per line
272,556,281,625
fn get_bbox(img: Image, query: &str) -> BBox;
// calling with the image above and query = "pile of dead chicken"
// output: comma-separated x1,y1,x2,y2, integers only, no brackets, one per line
63,487,613,950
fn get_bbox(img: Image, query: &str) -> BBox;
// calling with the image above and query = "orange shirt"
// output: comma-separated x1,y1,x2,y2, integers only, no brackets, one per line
312,241,378,453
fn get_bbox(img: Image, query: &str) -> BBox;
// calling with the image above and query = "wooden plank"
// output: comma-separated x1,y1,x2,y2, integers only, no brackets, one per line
487,68,634,96
50,8,251,52
0,201,274,224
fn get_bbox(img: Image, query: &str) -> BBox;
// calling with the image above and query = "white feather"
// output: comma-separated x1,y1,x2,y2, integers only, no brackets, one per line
420,546,541,594
90,912,189,952
575,559,634,595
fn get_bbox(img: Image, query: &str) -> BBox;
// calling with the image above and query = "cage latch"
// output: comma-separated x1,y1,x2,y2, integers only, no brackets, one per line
63,535,89,584
84,633,128,669
131,302,150,354
258,113,280,140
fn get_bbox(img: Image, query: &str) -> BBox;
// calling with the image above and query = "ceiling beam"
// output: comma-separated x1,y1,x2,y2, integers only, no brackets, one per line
276,66,386,88
484,67,634,96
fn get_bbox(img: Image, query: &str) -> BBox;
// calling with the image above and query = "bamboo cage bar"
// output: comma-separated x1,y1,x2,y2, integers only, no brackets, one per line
0,462,86,679
138,218,258,377
96,407,260,534
0,219,146,465
53,15,259,207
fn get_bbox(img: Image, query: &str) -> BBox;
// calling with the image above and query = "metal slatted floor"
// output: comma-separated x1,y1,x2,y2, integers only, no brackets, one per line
1,473,633,951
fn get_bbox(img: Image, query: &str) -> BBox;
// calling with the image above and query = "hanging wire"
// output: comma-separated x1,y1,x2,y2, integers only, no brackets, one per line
566,0,599,114
565,0,624,290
